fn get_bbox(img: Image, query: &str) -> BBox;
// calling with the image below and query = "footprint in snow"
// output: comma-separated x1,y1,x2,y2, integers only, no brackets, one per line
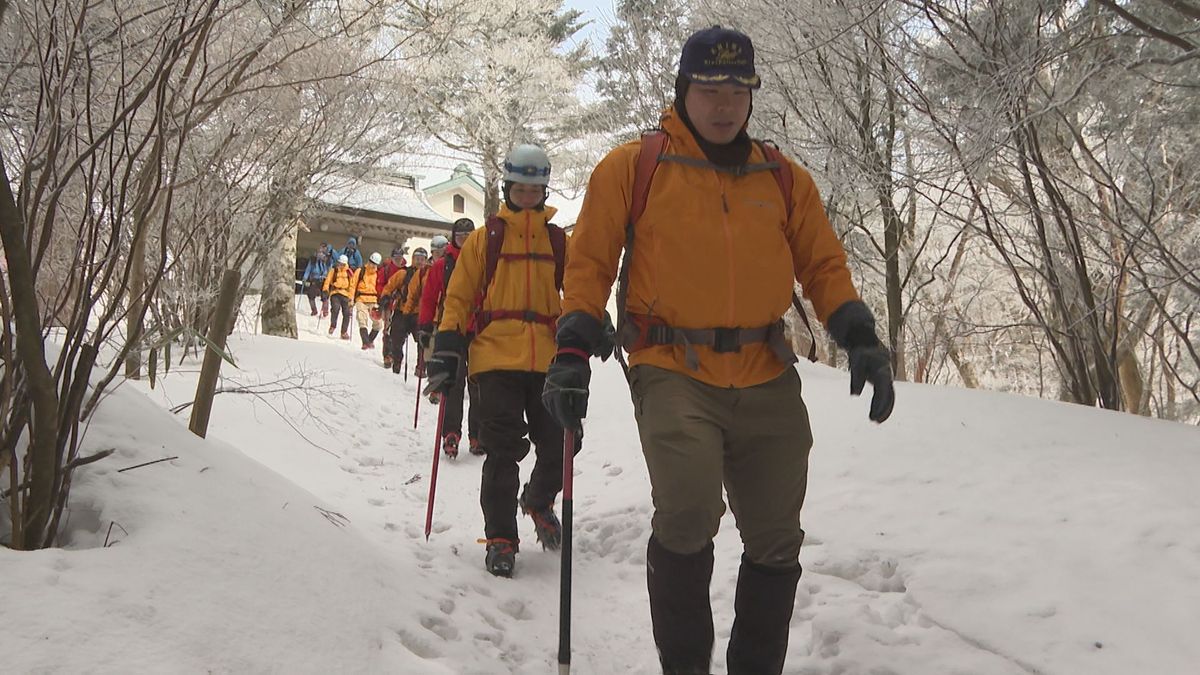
811,554,906,593
499,598,532,621
394,629,441,659
419,614,460,641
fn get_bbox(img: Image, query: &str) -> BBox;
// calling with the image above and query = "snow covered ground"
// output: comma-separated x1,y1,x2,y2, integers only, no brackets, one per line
4,305,1199,674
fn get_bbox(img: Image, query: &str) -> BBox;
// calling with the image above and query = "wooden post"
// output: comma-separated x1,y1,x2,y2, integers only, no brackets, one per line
189,269,240,438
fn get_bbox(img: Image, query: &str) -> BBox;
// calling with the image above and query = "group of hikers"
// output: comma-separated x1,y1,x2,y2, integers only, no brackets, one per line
300,222,483,457
315,26,897,675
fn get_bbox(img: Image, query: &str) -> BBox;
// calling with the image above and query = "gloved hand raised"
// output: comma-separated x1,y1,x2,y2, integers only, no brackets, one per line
827,301,895,423
542,312,612,432
423,331,466,396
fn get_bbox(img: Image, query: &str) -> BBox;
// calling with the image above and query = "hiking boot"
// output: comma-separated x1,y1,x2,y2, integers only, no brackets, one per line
469,437,486,456
519,486,562,551
415,362,426,378
392,360,402,375
340,331,351,340
383,355,393,369
443,432,460,458
310,309,318,317
483,538,517,578
428,392,441,405
327,325,335,336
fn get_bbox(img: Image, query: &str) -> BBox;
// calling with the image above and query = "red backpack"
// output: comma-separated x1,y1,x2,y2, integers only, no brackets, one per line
472,215,567,332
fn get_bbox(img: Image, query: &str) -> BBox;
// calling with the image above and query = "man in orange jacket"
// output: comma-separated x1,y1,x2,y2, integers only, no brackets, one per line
426,144,567,578
542,26,895,675
379,247,426,374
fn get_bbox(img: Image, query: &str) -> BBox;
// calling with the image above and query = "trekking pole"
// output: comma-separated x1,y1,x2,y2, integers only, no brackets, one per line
413,349,424,429
558,428,576,675
424,396,448,540
403,335,409,382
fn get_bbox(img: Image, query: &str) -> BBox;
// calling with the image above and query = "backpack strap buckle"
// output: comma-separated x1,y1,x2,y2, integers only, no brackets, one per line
712,327,741,354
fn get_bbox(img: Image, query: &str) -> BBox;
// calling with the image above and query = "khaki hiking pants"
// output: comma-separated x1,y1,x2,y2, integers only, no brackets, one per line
354,299,381,331
629,365,813,568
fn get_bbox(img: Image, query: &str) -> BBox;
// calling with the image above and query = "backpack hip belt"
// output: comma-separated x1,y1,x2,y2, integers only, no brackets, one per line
623,313,796,371
476,309,557,332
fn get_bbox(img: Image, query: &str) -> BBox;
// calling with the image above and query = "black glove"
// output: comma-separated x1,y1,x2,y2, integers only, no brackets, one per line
557,311,613,360
541,311,613,431
417,324,433,350
378,295,392,310
423,331,466,396
827,301,895,423
543,353,590,433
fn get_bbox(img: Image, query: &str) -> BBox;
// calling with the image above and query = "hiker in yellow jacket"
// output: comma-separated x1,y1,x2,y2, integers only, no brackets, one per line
425,144,567,579
542,26,895,675
323,254,358,340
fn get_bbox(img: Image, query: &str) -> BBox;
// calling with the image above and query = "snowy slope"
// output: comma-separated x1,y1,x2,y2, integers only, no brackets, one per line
4,306,1198,674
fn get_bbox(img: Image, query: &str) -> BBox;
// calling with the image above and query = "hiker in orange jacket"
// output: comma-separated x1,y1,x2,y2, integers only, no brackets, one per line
354,253,383,349
377,246,407,369
425,145,568,578
542,26,895,675
379,246,428,374
322,254,357,340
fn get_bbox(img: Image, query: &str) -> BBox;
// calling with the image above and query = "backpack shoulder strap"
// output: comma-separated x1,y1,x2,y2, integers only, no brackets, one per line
482,216,507,294
613,130,669,378
630,130,669,227
756,140,794,217
547,223,566,291
757,140,818,363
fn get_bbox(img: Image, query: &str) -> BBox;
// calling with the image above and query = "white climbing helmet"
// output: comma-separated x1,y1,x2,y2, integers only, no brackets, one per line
369,252,383,265
503,144,551,186
337,254,349,265
430,235,449,250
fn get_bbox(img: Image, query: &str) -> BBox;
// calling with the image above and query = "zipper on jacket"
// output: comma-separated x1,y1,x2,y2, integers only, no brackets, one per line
719,178,736,327
525,211,536,371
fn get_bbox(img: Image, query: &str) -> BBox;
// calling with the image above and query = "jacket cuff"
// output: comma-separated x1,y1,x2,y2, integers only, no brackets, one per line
826,300,881,350
433,330,467,355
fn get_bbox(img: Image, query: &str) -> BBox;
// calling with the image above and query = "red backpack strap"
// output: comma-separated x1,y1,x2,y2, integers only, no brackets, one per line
613,131,670,377
759,140,818,363
547,223,566,291
630,131,669,226
758,141,793,219
483,216,507,294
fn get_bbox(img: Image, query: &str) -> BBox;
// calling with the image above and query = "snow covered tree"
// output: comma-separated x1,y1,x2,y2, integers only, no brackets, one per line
595,0,695,134
401,0,594,216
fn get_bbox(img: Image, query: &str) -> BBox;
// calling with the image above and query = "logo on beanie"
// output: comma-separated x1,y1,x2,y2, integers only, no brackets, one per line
707,42,748,67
